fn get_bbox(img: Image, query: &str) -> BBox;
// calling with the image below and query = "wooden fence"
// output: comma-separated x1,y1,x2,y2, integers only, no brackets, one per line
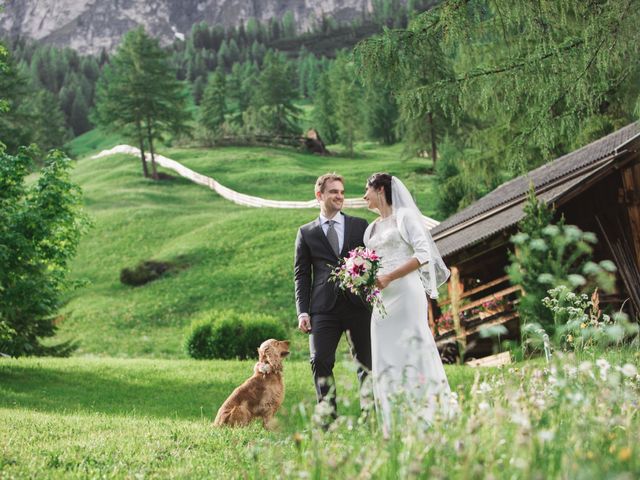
433,273,523,351
93,145,441,229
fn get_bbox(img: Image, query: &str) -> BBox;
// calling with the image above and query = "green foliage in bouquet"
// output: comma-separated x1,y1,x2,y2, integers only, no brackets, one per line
184,310,287,360
507,187,616,342
0,146,89,356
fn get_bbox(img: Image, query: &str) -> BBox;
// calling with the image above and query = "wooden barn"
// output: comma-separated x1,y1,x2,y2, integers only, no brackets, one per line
429,122,640,361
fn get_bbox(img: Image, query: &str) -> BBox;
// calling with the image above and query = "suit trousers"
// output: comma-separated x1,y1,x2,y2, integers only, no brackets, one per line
309,297,372,416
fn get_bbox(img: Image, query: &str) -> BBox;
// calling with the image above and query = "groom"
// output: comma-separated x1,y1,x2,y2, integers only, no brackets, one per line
294,173,372,419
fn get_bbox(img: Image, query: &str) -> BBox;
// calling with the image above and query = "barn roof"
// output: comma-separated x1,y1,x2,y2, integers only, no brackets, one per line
432,122,640,258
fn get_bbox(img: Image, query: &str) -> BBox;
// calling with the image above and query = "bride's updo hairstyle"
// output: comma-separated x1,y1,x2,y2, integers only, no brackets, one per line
367,173,393,205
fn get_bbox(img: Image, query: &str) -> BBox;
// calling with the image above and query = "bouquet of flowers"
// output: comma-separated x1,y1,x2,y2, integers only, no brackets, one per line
329,247,385,314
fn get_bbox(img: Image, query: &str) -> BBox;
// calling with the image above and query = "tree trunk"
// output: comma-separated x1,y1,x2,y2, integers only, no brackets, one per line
146,119,158,180
136,122,149,178
428,111,437,168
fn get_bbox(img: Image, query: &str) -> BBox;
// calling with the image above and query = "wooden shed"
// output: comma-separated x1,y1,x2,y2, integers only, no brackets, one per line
430,122,640,360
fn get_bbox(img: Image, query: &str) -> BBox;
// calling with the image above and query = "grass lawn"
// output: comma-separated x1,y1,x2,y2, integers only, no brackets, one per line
2,351,638,479
55,137,437,359
0,357,472,478
164,142,438,217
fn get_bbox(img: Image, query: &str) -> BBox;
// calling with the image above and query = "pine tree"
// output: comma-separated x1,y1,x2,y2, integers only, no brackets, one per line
363,79,398,145
227,61,258,127
247,51,300,136
311,71,338,145
192,75,207,105
69,90,91,136
93,27,191,179
330,52,362,156
282,11,296,38
200,70,227,138
30,89,69,152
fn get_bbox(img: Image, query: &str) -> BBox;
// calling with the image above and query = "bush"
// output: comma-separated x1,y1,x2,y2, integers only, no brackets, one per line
184,319,215,360
507,187,615,339
0,147,87,357
184,310,287,360
120,260,172,286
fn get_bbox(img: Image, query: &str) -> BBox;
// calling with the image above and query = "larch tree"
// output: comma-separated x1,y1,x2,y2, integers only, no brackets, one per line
200,69,227,139
93,27,191,179
248,51,301,136
330,52,363,157
356,0,640,208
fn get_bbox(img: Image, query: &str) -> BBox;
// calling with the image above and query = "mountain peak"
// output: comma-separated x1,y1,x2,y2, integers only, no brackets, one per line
0,0,374,55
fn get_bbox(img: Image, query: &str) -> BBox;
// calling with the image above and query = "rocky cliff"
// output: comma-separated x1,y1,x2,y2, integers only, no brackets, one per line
0,0,374,55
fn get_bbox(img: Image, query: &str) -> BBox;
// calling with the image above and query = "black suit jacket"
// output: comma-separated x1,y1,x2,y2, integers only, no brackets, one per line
294,213,369,316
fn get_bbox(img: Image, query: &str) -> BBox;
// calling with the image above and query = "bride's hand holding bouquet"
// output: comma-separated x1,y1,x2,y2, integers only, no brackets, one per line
329,246,386,314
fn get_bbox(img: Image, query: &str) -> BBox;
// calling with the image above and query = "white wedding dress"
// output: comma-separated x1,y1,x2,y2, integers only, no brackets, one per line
364,212,452,433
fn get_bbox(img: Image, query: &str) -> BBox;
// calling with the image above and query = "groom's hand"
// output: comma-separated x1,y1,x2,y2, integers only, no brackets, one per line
298,314,312,333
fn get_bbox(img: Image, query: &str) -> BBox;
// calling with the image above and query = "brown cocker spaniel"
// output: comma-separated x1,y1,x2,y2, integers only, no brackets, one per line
213,339,290,428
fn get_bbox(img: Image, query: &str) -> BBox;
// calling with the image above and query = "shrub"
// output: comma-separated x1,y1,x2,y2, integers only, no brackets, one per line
184,310,287,360
184,319,215,360
0,147,88,357
120,260,172,286
507,187,615,339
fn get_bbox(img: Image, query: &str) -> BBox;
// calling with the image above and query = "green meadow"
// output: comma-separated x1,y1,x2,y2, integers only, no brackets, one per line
55,140,436,359
2,352,638,478
2,136,638,479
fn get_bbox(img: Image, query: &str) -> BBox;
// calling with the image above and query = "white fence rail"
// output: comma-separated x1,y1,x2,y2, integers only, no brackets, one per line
93,145,440,228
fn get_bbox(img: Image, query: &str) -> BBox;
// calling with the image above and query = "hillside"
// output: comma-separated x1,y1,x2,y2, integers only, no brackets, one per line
56,138,436,358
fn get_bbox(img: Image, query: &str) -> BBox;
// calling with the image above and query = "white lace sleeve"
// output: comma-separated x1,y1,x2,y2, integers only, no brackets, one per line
397,209,430,265
396,207,450,299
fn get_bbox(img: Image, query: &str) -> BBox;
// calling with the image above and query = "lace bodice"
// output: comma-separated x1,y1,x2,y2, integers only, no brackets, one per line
365,216,415,272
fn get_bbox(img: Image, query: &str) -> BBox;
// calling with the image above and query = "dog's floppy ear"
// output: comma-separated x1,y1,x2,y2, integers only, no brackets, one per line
262,343,282,371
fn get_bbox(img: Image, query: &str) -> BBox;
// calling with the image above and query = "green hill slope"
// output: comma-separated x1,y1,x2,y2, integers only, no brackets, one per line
57,140,436,358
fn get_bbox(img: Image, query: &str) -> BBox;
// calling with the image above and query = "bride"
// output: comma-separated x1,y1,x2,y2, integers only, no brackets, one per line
363,173,453,435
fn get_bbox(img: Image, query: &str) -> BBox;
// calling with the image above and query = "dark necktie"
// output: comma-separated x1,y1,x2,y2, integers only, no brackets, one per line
326,220,340,256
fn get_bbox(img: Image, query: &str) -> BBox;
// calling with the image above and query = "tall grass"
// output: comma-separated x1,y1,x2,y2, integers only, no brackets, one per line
1,349,638,478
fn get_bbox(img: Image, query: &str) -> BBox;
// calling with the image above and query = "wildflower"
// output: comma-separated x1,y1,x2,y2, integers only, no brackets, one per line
566,391,584,404
510,412,531,429
596,358,610,380
618,447,632,462
578,361,592,373
619,363,637,378
537,429,555,443
478,401,490,411
478,382,492,393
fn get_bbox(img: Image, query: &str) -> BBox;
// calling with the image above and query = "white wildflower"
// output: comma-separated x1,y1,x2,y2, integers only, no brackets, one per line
578,361,592,373
479,382,492,393
620,363,638,378
537,429,555,443
596,358,610,380
509,457,528,469
478,401,490,411
510,412,531,429
566,391,584,404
